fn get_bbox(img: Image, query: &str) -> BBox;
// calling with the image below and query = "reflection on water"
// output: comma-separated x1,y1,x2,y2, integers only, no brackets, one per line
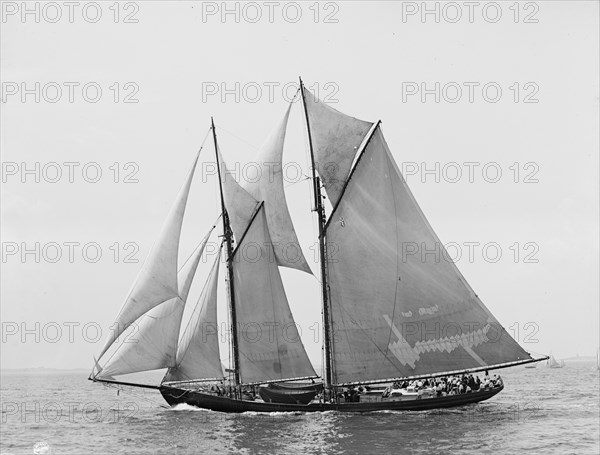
1,364,599,454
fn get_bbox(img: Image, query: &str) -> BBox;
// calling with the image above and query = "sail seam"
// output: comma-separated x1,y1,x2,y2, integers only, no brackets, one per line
379,138,402,380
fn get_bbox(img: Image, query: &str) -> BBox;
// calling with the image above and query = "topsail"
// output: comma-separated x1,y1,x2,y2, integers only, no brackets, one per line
240,104,312,274
302,86,373,207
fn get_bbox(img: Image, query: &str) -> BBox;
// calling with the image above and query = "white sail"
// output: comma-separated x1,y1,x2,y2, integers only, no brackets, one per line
232,205,316,383
302,86,373,207
324,125,532,384
241,104,312,274
164,246,224,382
218,148,260,242
548,354,563,368
99,234,212,377
98,154,199,360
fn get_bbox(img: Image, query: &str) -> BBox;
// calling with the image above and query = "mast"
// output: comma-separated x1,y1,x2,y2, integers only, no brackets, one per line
212,117,240,387
299,78,335,391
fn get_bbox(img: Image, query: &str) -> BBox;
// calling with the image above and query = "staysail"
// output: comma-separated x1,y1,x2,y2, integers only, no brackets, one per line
316,121,532,384
240,104,312,274
97,154,199,360
302,86,373,207
164,246,224,382
99,232,212,377
231,204,316,384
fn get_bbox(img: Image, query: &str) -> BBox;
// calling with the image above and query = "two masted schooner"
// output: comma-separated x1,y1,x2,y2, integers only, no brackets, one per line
90,80,547,412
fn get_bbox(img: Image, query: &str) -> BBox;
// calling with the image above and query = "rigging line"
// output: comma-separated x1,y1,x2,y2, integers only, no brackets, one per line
176,212,222,271
284,175,311,189
215,124,259,151
177,226,216,272
103,382,169,409
290,86,301,103
173,243,224,369
197,126,213,153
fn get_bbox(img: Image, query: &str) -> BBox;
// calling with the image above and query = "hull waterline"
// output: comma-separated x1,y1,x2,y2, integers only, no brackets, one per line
159,384,504,413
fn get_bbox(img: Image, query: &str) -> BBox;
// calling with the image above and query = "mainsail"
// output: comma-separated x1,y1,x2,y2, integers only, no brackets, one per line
164,246,224,382
327,126,532,384
302,86,373,207
100,233,212,377
240,104,312,274
303,95,532,385
97,154,200,361
231,204,316,384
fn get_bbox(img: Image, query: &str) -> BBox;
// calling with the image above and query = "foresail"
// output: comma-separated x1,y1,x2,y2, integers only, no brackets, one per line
99,232,212,378
232,205,316,384
325,125,531,384
164,246,224,382
241,104,312,274
98,154,199,360
302,86,373,207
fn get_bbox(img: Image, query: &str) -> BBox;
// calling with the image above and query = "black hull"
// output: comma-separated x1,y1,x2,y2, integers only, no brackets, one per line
160,384,504,413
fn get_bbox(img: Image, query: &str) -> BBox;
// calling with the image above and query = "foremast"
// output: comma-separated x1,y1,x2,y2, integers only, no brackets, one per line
211,118,241,388
299,78,335,394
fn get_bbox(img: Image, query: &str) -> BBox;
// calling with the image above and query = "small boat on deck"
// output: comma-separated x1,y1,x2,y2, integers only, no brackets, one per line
269,381,323,391
258,382,322,405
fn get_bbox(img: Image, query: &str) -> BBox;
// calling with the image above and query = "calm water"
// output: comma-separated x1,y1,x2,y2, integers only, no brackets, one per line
1,364,599,455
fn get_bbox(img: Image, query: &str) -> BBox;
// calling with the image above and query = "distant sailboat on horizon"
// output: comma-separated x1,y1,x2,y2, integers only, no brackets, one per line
547,354,565,369
89,79,548,413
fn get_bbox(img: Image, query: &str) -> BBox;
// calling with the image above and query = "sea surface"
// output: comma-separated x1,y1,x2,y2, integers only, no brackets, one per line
1,363,599,455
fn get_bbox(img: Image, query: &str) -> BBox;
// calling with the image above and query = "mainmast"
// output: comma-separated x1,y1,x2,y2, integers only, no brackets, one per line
299,78,335,391
212,117,240,387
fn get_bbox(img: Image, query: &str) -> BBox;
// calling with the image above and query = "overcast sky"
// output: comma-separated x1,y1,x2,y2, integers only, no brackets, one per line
1,1,598,370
